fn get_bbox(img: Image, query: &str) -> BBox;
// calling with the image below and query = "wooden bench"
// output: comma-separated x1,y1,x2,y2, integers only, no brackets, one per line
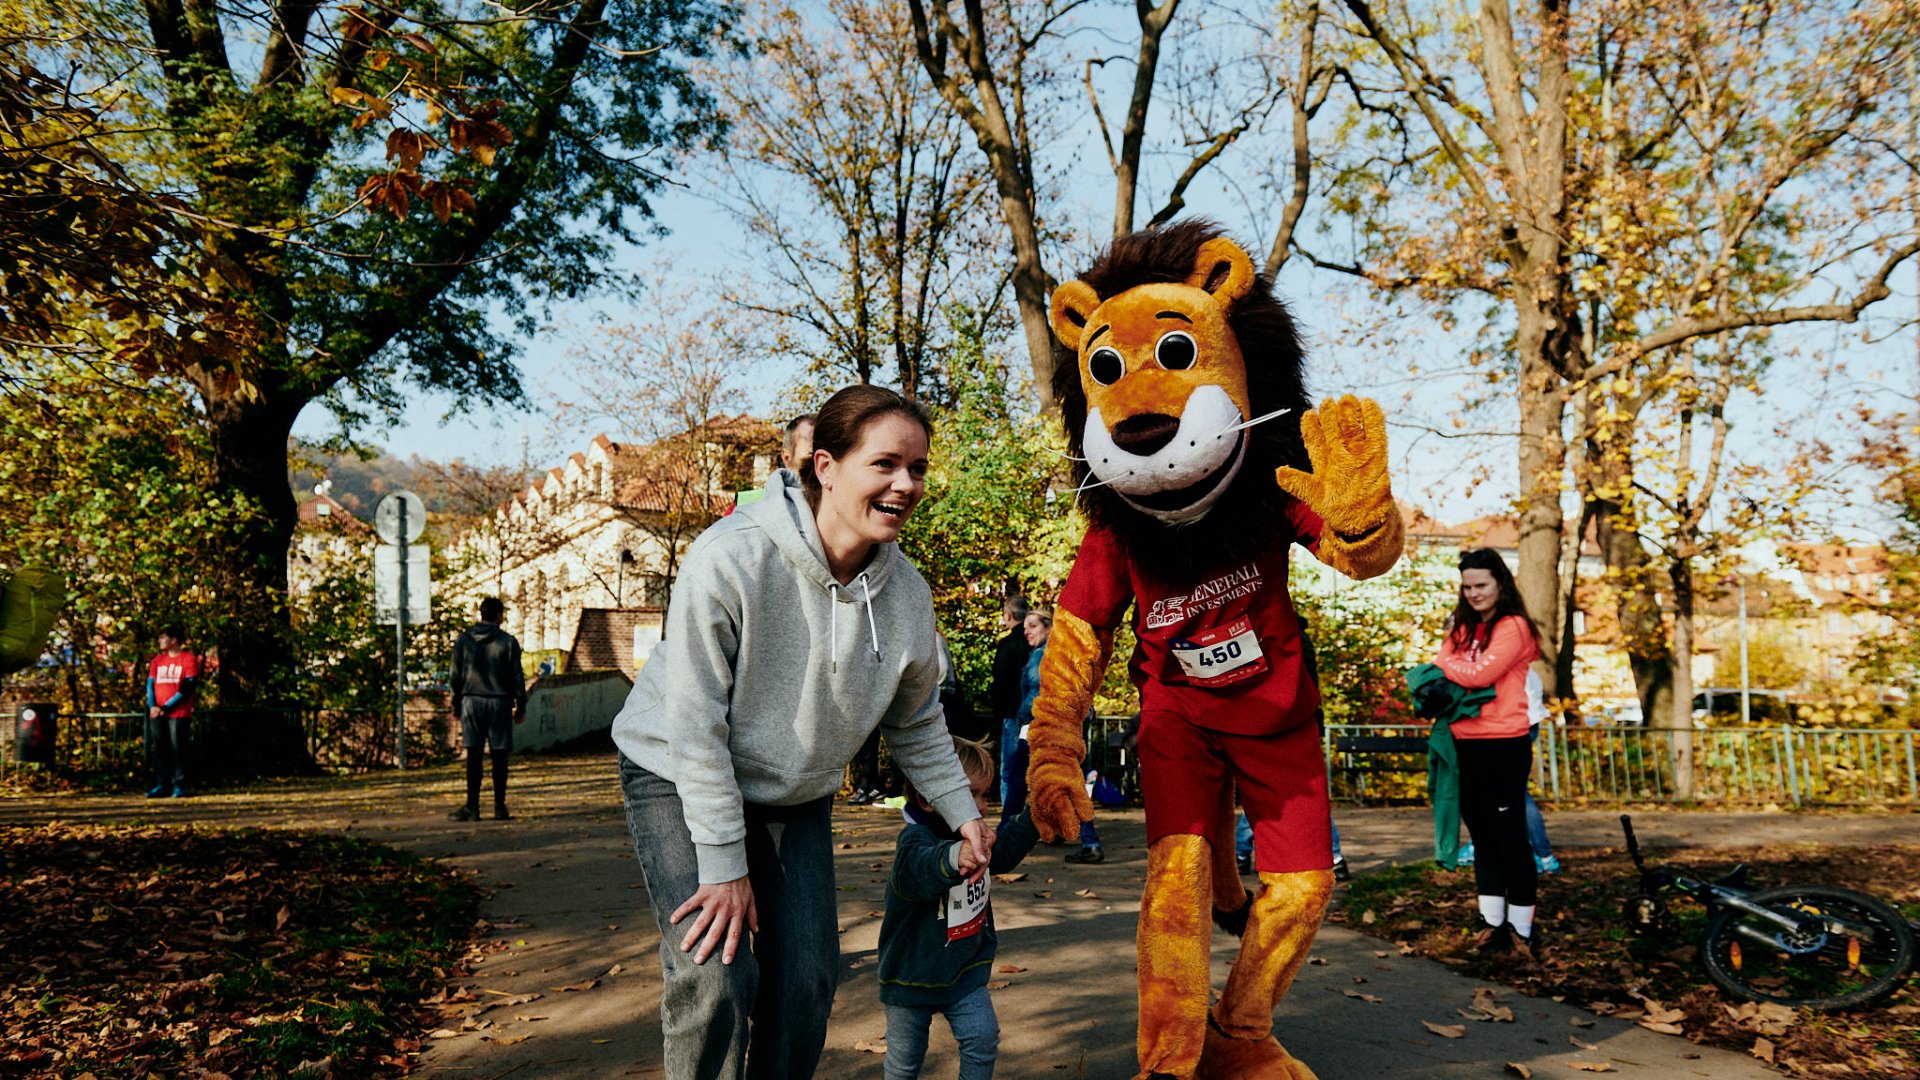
1332,734,1430,757
1329,732,1431,802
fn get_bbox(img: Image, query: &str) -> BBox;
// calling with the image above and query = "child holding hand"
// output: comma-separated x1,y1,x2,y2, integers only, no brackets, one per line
877,737,1040,1080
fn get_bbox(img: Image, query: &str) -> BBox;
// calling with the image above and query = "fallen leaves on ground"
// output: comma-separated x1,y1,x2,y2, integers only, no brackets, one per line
1459,987,1514,1023
0,823,479,1077
1339,841,1920,1080
1422,1020,1466,1038
1504,1064,1532,1078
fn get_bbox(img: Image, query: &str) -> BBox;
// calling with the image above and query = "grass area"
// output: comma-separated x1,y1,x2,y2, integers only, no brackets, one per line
1,823,479,1077
1340,842,1920,1079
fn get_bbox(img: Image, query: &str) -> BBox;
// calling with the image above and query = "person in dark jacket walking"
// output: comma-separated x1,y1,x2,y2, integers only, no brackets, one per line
988,595,1030,804
878,737,1039,1079
448,597,527,821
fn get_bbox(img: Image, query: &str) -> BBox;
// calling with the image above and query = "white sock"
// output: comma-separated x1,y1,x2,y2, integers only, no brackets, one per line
1508,905,1535,939
1478,895,1506,928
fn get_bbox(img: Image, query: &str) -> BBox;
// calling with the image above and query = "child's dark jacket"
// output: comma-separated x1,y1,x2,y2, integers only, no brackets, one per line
876,807,1039,1007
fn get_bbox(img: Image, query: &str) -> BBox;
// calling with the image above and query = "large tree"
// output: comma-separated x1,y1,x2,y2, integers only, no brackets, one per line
14,0,732,712
1318,0,1916,719
906,0,1287,406
703,0,1003,402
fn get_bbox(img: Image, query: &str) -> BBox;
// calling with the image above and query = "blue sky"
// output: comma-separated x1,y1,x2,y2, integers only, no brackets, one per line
293,10,1919,537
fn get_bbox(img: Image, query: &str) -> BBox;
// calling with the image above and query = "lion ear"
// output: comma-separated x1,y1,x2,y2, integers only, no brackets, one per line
1185,237,1256,310
1050,280,1101,352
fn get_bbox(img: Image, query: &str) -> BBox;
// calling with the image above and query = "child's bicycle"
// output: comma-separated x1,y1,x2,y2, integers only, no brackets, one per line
1620,814,1916,1010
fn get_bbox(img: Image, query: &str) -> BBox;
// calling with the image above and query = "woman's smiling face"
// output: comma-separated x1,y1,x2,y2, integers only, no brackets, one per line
814,413,929,548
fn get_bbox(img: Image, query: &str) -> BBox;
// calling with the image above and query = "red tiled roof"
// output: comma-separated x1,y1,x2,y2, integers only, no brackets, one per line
296,493,371,534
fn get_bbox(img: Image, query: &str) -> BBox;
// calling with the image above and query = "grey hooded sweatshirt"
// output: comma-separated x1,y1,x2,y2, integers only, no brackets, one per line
612,470,977,883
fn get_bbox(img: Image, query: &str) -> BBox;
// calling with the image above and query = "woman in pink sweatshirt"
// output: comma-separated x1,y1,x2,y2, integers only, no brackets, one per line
1436,548,1543,956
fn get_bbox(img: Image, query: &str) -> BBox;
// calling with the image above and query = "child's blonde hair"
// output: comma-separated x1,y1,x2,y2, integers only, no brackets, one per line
906,735,995,805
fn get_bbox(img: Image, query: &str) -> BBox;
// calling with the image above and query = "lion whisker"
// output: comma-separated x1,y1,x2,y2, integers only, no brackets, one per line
1070,471,1122,498
1213,406,1292,438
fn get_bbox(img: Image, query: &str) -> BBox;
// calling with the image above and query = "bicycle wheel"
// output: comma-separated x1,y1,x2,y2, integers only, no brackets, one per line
1699,884,1916,1010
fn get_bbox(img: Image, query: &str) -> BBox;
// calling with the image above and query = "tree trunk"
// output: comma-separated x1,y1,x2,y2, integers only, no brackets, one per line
1666,557,1697,798
1594,502,1675,720
1004,202,1057,405
204,386,313,771
206,395,297,700
1511,298,1570,693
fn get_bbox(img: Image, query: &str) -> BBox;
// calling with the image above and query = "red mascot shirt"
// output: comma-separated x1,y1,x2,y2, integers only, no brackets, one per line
1057,499,1325,736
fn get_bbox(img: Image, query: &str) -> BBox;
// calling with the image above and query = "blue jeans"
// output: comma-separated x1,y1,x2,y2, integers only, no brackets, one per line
1526,727,1553,859
621,755,840,1080
1004,739,1098,845
998,718,1021,804
884,985,999,1080
145,715,189,789
1524,794,1552,859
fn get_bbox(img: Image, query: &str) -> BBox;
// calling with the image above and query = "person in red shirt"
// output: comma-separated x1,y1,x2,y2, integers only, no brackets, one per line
145,624,200,798
1437,548,1544,957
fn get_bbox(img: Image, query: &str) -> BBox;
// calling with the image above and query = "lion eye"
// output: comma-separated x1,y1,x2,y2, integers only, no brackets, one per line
1156,331,1197,371
1087,347,1125,385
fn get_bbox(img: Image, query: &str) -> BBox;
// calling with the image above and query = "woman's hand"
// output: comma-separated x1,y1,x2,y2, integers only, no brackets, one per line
670,875,758,966
957,818,995,881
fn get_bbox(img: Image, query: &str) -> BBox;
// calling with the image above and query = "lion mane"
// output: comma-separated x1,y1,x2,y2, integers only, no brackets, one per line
1049,218,1312,578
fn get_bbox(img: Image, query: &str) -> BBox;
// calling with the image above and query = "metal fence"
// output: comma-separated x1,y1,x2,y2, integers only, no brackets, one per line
1323,722,1920,807
0,712,150,782
0,704,457,782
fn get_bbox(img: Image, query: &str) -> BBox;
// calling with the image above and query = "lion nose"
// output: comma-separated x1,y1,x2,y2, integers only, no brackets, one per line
1109,413,1181,456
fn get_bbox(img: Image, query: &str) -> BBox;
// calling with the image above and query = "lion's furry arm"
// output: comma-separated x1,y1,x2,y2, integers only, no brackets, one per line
1026,610,1112,842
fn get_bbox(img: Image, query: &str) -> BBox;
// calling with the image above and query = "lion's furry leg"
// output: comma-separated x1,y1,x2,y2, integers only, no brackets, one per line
1133,833,1212,1080
1197,869,1333,1080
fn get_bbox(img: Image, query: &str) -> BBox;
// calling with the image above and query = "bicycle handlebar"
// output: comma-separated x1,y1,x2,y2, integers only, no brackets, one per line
1621,814,1647,872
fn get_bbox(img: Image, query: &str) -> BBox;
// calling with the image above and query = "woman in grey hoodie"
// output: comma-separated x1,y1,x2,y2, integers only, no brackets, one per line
615,384,991,1080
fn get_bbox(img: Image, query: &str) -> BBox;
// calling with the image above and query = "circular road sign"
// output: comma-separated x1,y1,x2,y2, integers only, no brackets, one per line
374,489,428,545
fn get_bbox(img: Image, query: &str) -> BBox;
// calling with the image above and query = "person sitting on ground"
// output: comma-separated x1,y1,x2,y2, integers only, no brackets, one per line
877,736,1040,1080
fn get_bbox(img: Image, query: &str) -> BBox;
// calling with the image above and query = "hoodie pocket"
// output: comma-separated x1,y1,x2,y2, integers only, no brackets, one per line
730,746,848,802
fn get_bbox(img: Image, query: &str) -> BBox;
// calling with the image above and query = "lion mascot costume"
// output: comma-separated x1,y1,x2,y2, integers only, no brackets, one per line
1025,220,1403,1080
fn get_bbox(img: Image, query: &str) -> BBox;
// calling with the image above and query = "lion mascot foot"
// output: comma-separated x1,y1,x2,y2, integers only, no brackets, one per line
1197,869,1333,1080
1200,1019,1319,1080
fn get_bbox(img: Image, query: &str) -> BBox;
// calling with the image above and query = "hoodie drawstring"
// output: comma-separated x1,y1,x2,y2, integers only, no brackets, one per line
857,572,880,662
828,583,842,672
826,574,883,672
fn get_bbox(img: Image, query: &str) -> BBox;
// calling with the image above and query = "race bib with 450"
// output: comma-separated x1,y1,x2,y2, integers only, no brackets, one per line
1169,616,1268,688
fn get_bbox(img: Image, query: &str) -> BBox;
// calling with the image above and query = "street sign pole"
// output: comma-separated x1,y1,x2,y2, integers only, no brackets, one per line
374,488,428,770
396,499,408,769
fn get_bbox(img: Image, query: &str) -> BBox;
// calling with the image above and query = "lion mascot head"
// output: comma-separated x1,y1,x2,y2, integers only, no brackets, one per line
1049,219,1311,575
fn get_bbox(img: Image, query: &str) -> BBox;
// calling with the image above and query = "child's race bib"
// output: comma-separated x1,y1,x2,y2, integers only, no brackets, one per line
1169,616,1268,688
945,872,989,942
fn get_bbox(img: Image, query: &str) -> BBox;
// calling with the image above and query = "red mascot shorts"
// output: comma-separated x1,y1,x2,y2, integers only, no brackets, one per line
1136,709,1333,874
